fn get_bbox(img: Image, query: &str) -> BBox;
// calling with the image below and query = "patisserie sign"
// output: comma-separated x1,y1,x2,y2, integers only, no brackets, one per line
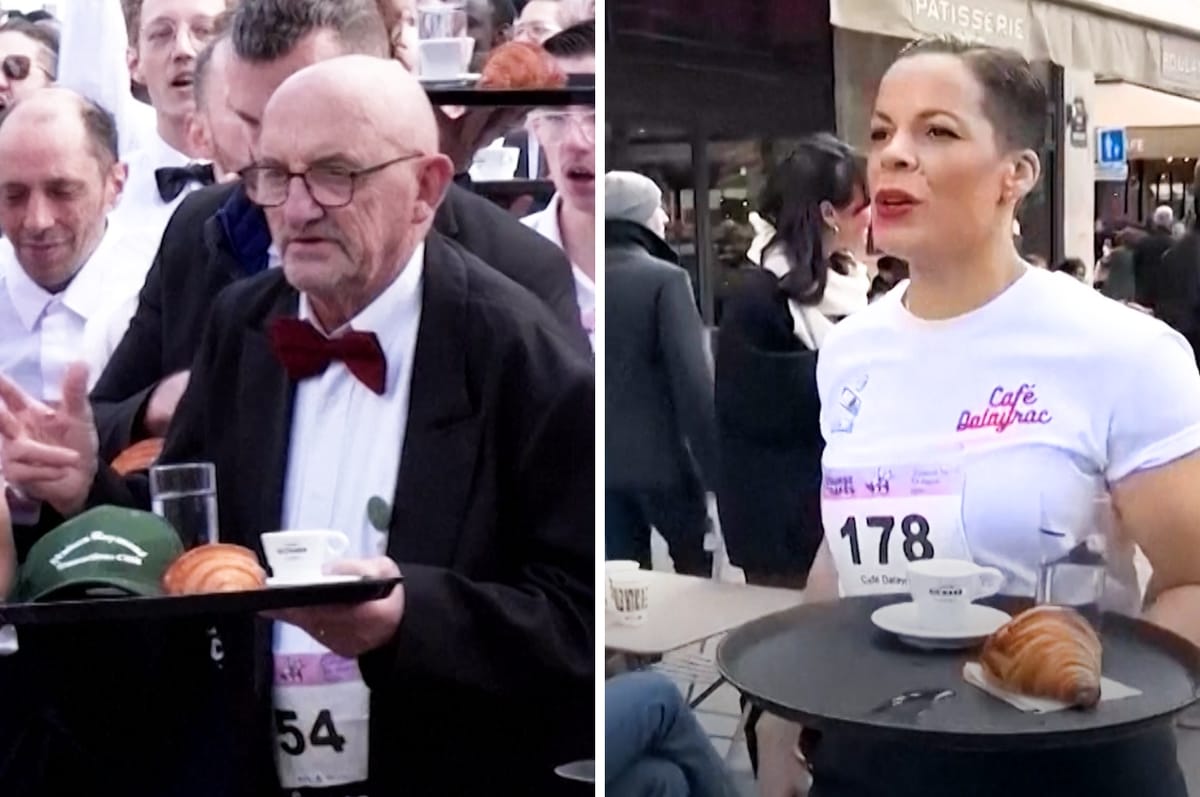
957,383,1052,433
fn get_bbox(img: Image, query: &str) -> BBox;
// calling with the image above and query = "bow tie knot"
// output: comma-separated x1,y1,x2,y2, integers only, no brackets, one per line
155,163,216,202
268,317,387,395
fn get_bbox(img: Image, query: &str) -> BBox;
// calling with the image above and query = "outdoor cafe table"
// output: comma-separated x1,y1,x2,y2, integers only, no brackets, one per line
605,571,803,706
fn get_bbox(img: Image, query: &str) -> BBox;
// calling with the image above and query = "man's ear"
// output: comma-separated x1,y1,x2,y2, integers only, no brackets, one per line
104,161,129,214
127,45,145,87
414,153,455,225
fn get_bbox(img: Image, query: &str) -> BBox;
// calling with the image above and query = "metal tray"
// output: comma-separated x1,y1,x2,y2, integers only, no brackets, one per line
0,577,402,626
716,595,1200,750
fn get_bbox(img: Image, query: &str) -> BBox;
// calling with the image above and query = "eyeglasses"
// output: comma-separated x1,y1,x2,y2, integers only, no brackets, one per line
514,20,562,41
240,153,426,209
528,109,596,143
1,55,48,83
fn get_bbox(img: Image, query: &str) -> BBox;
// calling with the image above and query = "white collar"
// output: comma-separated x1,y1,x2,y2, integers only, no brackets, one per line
297,242,425,382
2,222,124,331
525,194,594,291
146,127,192,169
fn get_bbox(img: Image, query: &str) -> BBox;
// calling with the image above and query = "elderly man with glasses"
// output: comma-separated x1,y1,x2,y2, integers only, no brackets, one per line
0,53,594,796
522,19,596,346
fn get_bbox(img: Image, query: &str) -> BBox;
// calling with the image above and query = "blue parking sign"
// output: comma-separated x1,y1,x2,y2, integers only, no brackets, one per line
1097,128,1126,165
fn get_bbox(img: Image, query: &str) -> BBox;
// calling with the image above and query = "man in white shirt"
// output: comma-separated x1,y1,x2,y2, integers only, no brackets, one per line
0,88,151,402
521,20,596,345
58,0,229,245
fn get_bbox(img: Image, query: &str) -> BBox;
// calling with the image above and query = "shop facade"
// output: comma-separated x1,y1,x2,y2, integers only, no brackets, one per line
607,0,1200,322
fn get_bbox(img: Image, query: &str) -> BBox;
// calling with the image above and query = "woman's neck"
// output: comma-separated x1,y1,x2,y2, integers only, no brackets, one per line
903,230,1025,320
559,199,596,280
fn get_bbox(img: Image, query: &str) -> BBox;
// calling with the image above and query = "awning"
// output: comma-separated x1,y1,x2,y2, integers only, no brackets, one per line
830,0,1200,100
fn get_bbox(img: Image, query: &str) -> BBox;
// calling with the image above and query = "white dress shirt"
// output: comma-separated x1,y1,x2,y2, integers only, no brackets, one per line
0,222,158,402
522,194,595,348
59,0,211,251
271,244,423,789
110,131,207,250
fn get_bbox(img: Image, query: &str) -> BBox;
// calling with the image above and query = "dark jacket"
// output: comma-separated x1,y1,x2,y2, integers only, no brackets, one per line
1100,247,1136,302
714,267,823,577
1157,230,1200,361
84,232,595,795
90,181,588,461
1133,230,1175,309
604,219,717,490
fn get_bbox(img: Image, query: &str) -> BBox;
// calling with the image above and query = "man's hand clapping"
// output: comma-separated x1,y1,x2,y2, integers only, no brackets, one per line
0,363,98,517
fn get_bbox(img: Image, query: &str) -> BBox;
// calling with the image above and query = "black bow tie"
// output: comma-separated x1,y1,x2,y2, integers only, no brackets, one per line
155,163,216,202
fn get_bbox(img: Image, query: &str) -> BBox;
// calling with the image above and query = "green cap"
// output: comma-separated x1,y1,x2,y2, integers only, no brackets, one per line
16,506,185,602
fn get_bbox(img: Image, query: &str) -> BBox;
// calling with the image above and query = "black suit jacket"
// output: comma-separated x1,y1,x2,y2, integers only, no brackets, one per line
89,232,595,794
90,181,587,460
1157,231,1200,362
604,220,717,490
713,267,824,575
1133,230,1175,309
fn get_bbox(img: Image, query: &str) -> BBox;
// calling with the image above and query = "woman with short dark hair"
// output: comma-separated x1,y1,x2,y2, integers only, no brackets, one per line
796,36,1200,796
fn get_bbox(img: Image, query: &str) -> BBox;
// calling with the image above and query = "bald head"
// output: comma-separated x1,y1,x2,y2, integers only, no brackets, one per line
264,54,437,154
0,88,125,291
255,55,453,332
0,88,118,169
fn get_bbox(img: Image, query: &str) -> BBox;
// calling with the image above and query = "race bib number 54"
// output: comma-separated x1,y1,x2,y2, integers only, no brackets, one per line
273,653,370,790
822,464,970,596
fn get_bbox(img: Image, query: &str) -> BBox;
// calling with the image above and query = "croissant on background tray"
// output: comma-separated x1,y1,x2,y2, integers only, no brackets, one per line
979,605,1103,708
478,41,567,89
162,543,266,595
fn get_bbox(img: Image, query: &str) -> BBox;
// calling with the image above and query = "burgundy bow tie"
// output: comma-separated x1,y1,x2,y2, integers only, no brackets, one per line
268,317,387,395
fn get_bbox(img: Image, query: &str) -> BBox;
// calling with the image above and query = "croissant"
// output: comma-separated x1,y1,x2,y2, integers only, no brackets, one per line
110,438,164,476
162,543,266,595
980,605,1102,708
478,41,567,90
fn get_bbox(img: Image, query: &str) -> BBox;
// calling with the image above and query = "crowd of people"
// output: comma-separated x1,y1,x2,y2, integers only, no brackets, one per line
0,0,597,794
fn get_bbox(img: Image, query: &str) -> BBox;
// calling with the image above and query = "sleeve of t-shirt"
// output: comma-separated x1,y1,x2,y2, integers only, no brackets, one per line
1106,327,1200,482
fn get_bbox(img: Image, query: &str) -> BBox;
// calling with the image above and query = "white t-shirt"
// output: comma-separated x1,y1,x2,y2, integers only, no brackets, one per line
817,267,1200,605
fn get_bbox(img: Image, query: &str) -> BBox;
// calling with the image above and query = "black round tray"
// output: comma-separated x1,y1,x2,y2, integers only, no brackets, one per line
716,595,1200,750
0,577,402,626
425,86,594,106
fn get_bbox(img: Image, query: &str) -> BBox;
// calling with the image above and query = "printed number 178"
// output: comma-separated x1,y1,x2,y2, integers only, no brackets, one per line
839,514,935,565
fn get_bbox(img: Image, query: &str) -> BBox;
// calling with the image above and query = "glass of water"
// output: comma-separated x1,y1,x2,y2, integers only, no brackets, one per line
417,0,467,39
1036,496,1111,627
150,462,219,547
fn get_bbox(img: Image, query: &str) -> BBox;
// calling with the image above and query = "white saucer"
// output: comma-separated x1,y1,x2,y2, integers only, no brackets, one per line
870,602,1011,650
265,574,363,588
419,72,481,85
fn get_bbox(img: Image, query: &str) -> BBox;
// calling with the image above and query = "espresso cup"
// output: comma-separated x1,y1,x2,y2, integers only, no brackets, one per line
261,529,350,583
471,146,520,180
418,36,475,80
604,560,640,612
609,570,650,627
907,559,1005,631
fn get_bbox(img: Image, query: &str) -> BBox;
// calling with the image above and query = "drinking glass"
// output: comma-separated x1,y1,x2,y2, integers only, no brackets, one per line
150,462,219,547
417,0,467,39
1035,495,1112,627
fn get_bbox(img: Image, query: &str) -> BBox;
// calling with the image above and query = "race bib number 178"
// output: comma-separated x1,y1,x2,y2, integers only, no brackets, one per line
822,464,970,596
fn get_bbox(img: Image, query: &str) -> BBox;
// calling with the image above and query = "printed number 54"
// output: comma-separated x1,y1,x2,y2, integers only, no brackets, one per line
839,514,934,565
275,709,347,755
